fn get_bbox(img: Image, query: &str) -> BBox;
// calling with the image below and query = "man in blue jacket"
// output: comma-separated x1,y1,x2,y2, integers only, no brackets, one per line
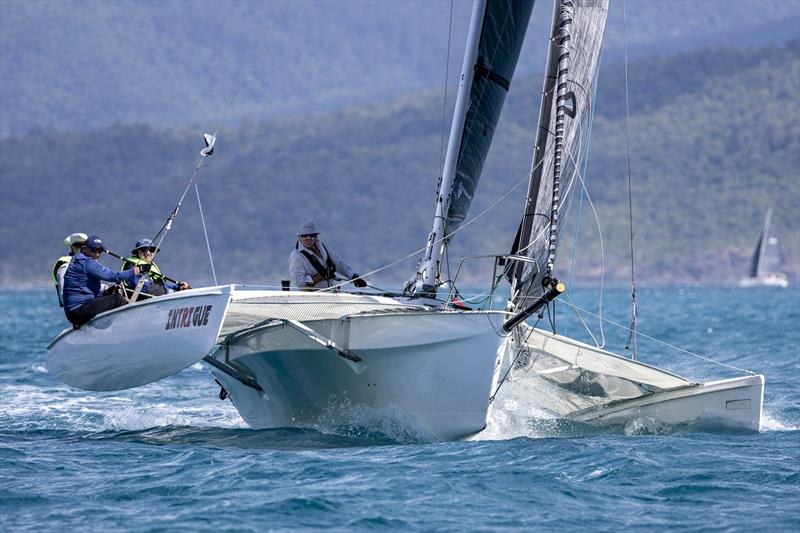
63,235,140,326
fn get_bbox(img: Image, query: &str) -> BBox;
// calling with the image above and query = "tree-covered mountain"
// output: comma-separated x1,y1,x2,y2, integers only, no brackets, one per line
1,0,798,136
1,39,798,288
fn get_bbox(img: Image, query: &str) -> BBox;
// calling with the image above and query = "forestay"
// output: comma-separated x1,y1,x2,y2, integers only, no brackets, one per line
508,0,608,308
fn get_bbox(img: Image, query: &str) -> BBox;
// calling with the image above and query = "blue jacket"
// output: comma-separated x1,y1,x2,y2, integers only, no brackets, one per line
63,252,136,311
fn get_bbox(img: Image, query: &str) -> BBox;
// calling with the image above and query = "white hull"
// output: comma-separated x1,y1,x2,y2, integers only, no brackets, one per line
572,375,764,431
47,286,233,391
738,273,789,288
501,327,764,432
212,310,506,440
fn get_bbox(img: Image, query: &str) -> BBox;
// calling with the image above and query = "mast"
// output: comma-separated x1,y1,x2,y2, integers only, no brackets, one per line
509,0,561,307
506,0,609,312
412,0,487,295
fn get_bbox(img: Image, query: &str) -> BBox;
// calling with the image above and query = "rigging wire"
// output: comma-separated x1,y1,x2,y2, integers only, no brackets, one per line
561,289,602,347
564,139,606,348
321,159,537,292
557,298,757,376
212,1,287,136
564,71,601,336
149,1,287,285
488,317,540,403
438,1,455,174
194,182,218,285
440,2,456,286
622,0,638,360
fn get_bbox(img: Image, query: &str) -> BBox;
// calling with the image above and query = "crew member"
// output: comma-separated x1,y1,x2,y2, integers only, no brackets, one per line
62,235,139,326
53,232,87,307
289,221,367,289
121,238,190,296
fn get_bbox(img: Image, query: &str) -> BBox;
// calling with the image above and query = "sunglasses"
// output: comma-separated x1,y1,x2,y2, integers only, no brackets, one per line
138,248,157,254
300,234,318,238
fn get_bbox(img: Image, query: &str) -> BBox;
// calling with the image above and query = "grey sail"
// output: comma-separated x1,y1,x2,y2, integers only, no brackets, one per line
508,0,609,308
444,0,535,234
747,207,786,280
408,0,534,294
748,210,770,278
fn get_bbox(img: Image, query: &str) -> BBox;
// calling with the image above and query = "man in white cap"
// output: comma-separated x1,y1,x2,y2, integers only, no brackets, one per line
53,233,87,307
289,221,368,290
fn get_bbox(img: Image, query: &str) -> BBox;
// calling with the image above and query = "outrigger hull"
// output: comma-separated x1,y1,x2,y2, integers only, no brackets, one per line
571,375,764,432
500,326,764,432
47,286,233,391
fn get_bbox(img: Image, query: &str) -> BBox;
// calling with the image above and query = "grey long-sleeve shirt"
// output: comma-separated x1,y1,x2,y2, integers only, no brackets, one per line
289,241,355,289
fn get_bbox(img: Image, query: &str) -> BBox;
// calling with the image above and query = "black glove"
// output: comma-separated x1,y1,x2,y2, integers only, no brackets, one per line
139,263,152,274
352,274,367,288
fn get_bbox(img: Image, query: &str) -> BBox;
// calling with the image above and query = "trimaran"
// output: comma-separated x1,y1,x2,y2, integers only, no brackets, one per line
48,0,764,440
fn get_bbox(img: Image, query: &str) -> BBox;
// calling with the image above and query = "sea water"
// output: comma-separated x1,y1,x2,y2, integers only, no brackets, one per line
1,287,798,531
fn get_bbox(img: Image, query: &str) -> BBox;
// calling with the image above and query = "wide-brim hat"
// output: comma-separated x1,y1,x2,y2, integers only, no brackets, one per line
297,221,320,236
132,238,160,255
64,232,88,247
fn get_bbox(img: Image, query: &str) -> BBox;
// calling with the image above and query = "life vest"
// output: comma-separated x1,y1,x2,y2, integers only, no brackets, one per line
296,242,336,282
52,254,72,307
122,256,165,283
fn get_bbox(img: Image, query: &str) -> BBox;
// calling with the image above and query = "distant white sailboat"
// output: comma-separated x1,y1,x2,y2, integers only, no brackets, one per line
47,0,764,438
739,208,789,287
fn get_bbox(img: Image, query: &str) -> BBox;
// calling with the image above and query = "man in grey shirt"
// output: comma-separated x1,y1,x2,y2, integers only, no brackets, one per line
289,222,367,290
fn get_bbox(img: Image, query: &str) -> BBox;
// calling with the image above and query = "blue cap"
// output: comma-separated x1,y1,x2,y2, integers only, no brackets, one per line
132,238,159,255
84,235,105,251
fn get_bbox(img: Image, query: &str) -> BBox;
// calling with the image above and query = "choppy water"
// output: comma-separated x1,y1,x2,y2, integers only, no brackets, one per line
1,287,798,531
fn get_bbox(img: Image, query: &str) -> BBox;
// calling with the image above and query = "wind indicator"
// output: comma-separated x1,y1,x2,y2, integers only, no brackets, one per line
201,133,216,157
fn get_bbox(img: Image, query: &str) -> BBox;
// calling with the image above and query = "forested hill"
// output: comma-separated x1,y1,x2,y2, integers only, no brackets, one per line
1,0,798,136
1,40,798,287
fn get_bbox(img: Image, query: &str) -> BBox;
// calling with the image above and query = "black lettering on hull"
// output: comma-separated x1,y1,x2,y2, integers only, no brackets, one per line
165,304,214,330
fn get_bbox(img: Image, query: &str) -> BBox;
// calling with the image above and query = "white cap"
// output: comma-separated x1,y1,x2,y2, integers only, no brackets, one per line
297,222,320,236
64,233,88,247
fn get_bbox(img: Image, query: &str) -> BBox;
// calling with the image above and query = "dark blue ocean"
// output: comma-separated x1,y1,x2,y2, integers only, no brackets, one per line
1,287,798,531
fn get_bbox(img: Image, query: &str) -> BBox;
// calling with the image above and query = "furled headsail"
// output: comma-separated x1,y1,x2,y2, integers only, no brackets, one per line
409,0,534,294
508,0,609,308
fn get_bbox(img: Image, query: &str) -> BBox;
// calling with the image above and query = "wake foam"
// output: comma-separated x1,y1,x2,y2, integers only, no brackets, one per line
760,410,799,432
312,395,436,444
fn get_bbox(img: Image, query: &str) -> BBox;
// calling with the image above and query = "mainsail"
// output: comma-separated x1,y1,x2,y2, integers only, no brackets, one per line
508,0,608,308
409,0,534,294
749,207,780,278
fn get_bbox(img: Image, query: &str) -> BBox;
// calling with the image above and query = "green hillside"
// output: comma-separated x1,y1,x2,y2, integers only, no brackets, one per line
1,40,798,287
1,0,797,136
